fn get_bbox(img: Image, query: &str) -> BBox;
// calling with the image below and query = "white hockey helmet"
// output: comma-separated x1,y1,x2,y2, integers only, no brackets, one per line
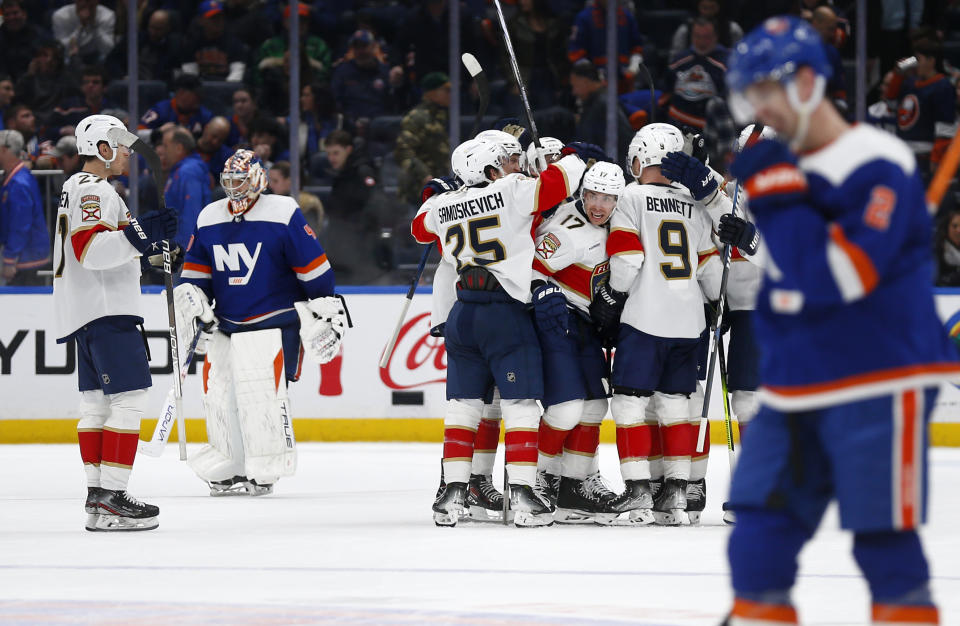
75,114,127,165
451,138,509,186
475,129,523,173
736,123,778,152
580,161,625,225
525,136,564,176
220,148,267,215
626,122,684,179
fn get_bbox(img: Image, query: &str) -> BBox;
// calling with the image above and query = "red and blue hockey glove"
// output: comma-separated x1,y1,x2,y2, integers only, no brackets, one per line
533,283,572,338
730,140,808,213
718,213,760,256
589,282,626,343
661,150,718,201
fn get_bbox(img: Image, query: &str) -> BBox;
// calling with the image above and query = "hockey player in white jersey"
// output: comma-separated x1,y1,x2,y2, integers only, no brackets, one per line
413,136,587,527
591,122,722,525
53,114,179,531
531,161,623,523
176,149,347,496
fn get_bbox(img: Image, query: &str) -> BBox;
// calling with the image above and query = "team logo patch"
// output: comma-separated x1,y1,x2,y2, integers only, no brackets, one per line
506,372,516,383
898,95,919,131
101,373,111,385
536,233,561,259
81,199,101,222
303,224,317,239
863,185,896,231
590,261,610,297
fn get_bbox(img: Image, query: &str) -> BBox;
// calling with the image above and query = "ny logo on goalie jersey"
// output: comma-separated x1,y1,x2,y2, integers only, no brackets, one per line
213,242,262,286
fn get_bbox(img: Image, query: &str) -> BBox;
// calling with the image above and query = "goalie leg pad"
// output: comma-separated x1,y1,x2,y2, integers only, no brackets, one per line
190,331,246,483
230,329,296,485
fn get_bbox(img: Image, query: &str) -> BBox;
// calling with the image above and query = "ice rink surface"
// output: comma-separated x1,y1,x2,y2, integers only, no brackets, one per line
2,443,959,625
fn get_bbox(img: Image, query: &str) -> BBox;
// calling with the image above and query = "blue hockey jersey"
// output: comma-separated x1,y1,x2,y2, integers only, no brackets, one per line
750,124,960,411
180,194,335,333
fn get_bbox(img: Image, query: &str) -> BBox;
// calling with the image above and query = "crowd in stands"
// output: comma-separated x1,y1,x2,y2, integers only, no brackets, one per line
1,0,960,287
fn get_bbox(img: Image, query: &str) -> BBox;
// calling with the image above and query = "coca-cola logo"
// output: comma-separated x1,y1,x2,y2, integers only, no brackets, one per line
380,312,447,389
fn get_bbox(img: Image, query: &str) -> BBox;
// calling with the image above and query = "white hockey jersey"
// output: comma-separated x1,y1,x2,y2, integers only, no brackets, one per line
52,172,142,340
608,181,721,339
431,254,457,328
532,200,609,314
412,155,586,304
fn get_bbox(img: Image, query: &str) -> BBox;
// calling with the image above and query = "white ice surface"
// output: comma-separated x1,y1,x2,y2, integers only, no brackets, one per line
1,444,959,625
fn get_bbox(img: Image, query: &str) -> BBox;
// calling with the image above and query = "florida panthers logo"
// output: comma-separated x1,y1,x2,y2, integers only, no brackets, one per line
590,261,610,298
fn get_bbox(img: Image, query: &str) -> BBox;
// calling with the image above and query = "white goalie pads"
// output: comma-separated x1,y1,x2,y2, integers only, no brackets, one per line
188,328,297,486
295,296,347,364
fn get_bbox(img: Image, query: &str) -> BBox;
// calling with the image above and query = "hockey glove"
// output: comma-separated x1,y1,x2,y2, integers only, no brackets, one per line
589,282,627,343
561,142,611,166
124,209,177,255
295,295,350,364
717,213,760,256
532,283,571,339
174,282,215,332
661,151,718,201
145,244,184,273
421,175,461,203
729,140,808,213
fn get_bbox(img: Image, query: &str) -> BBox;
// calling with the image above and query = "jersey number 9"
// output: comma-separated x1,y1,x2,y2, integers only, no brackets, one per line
658,221,691,280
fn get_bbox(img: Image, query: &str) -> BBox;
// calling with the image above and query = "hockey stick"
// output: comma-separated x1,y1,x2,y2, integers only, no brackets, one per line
926,127,960,215
107,127,187,460
696,125,763,453
138,325,207,457
462,53,490,137
492,0,545,171
716,327,737,469
379,244,432,369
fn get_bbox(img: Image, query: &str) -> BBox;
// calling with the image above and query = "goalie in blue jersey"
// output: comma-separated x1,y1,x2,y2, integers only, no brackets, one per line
721,16,960,625
176,149,349,496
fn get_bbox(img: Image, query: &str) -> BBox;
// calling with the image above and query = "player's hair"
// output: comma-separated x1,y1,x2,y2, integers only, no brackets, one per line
913,38,945,72
325,129,353,149
271,160,291,179
166,125,196,154
81,65,109,85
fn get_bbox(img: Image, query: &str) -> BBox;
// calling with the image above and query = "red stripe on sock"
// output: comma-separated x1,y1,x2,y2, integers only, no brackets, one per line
443,427,476,461
538,420,568,457
564,423,600,455
505,430,538,465
474,418,501,452
78,430,102,465
661,422,695,457
101,430,140,467
616,423,655,460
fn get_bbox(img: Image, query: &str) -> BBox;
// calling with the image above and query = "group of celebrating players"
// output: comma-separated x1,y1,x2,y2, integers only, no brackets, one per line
413,114,764,528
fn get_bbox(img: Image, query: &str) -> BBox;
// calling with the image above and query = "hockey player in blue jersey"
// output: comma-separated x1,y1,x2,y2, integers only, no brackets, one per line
176,149,349,496
721,17,960,625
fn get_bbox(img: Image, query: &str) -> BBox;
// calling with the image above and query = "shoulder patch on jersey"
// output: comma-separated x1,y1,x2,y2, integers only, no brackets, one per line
80,194,101,222
537,232,562,259
304,224,317,239
863,185,896,231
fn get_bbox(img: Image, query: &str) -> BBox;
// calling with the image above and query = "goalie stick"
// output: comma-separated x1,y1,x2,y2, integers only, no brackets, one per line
107,127,187,460
379,54,492,370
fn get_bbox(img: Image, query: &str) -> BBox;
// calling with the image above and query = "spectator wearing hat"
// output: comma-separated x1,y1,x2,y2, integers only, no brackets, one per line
52,0,116,66
196,116,234,178
569,59,632,162
49,65,117,139
395,72,451,205
139,74,215,139
332,30,402,123
255,2,332,88
662,17,728,131
157,125,213,249
0,1,49,84
0,130,49,285
182,1,249,82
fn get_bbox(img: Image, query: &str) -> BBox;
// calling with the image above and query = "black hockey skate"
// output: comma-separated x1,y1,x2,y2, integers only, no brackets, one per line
84,487,105,531
685,479,706,525
582,472,618,505
534,470,560,509
209,475,273,496
89,489,159,531
555,476,617,524
596,479,655,525
466,474,504,522
433,482,467,527
510,484,554,527
435,460,446,500
653,478,688,526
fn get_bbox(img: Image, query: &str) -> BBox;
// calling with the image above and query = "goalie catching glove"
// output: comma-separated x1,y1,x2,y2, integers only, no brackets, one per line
295,296,351,364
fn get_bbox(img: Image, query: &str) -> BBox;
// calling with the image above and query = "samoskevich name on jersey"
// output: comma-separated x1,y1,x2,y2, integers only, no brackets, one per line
437,191,505,225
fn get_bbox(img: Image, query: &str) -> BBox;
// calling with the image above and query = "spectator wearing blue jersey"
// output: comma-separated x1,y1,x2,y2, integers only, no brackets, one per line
158,125,213,249
567,0,644,93
662,18,728,131
139,74,214,140
331,30,398,124
0,130,49,285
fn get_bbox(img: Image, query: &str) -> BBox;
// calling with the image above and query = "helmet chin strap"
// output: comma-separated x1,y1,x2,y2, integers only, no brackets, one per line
95,144,118,170
785,75,826,151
